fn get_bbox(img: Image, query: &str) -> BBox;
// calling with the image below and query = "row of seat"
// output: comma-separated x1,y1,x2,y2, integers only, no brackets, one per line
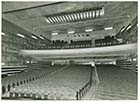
2,65,63,95
4,65,92,100
95,36,122,47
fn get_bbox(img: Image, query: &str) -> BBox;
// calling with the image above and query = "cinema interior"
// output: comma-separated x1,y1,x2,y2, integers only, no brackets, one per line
1,1,138,100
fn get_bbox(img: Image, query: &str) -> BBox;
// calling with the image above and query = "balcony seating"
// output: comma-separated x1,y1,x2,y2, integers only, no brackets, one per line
95,36,122,47
63,40,91,49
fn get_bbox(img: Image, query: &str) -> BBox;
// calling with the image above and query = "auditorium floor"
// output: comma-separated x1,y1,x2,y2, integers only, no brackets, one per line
91,65,137,100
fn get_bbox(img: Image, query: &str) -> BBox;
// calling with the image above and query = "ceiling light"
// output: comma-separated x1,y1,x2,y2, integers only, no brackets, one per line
100,7,105,16
85,29,93,32
133,58,137,61
32,35,37,39
83,12,86,18
48,17,53,23
17,33,25,38
86,12,89,18
80,13,83,19
45,18,51,23
56,16,62,22
73,14,77,20
51,32,58,35
126,25,132,30
68,31,75,34
62,16,67,22
1,62,5,65
2,32,5,35
64,15,69,21
51,17,56,23
71,14,75,20
59,16,64,22
40,36,44,39
104,27,113,30
96,10,100,17
89,11,92,18
120,27,125,32
54,17,59,22
92,11,95,18
77,13,80,19
68,15,72,21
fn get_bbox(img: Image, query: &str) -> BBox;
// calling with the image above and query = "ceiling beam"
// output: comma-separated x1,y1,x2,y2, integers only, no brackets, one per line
2,2,65,14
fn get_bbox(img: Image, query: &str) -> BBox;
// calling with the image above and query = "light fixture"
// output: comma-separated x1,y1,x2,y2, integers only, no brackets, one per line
51,17,56,23
45,7,104,24
83,12,86,19
45,18,51,23
59,16,64,22
133,58,137,61
92,11,95,18
64,15,69,21
39,36,45,39
80,13,83,19
56,16,62,22
74,14,77,20
17,33,25,38
68,31,75,34
71,14,75,20
96,10,100,17
100,7,105,16
77,13,80,19
48,17,53,23
1,62,5,65
68,15,72,21
89,11,92,18
2,32,5,35
120,27,125,32
31,35,37,39
85,29,93,32
86,12,89,18
51,32,58,35
62,16,67,22
104,27,113,30
53,17,59,22
126,25,132,30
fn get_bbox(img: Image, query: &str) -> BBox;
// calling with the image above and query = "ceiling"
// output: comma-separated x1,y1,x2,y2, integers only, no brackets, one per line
2,2,137,40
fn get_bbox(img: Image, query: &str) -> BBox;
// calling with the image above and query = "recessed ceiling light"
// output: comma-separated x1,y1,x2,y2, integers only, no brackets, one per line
65,15,69,21
85,29,93,32
120,27,125,32
77,13,80,19
59,16,64,22
126,25,132,30
51,32,58,35
31,35,37,39
40,36,44,39
51,17,56,22
2,32,5,35
80,13,83,19
45,18,50,23
104,27,113,30
48,17,53,23
68,15,72,21
17,33,25,38
100,7,105,16
71,14,75,20
68,31,75,34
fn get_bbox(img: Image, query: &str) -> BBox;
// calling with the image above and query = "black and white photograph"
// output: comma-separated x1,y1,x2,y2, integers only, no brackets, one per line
1,0,138,100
